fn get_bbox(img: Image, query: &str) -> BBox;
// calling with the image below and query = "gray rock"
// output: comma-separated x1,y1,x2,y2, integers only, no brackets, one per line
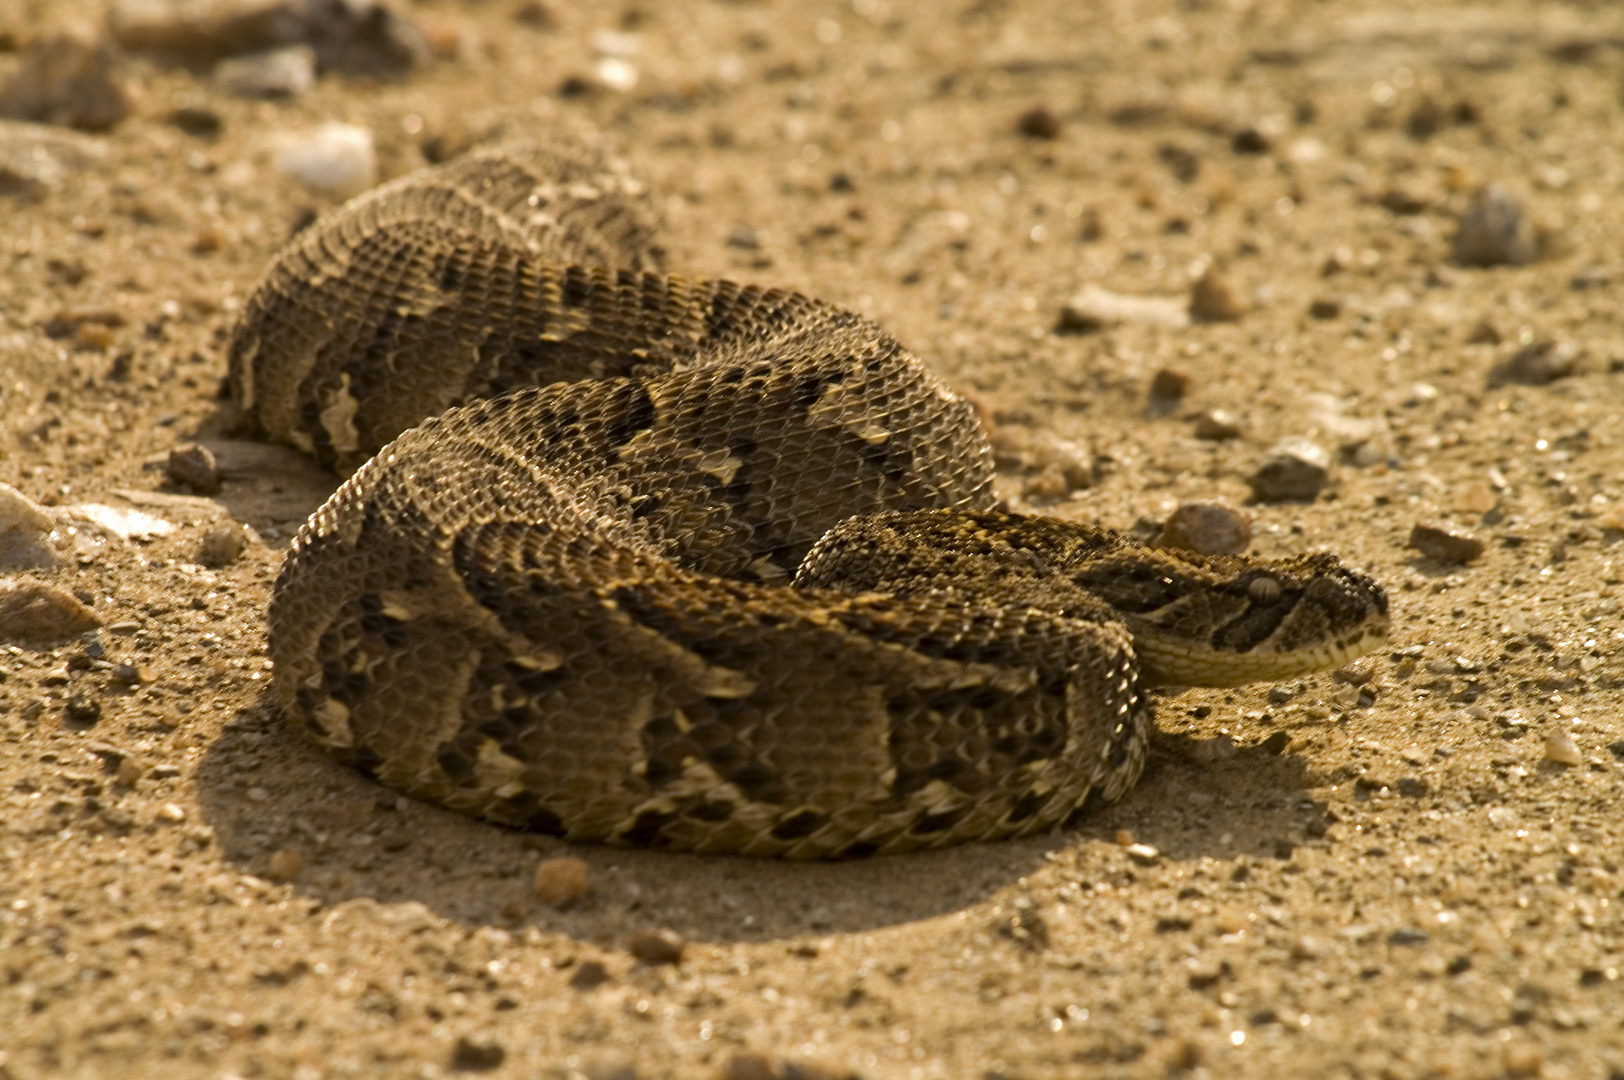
1454,183,1538,267
215,44,316,98
1248,438,1330,502
1487,338,1580,388
110,0,429,75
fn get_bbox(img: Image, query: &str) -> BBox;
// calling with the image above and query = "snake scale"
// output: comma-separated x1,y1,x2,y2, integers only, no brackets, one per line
228,142,1390,858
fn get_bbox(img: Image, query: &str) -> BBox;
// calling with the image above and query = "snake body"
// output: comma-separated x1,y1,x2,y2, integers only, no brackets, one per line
230,143,1389,858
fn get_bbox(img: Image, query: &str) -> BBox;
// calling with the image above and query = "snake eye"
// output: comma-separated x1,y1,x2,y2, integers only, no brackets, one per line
1247,575,1282,606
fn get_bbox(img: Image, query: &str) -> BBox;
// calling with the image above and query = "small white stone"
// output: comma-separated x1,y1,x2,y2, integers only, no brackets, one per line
272,122,376,197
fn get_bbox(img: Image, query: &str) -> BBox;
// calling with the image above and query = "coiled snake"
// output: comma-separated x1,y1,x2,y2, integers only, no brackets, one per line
228,143,1389,858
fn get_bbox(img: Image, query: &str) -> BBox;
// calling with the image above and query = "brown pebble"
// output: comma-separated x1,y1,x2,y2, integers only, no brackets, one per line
167,443,221,494
0,29,130,131
1465,319,1502,345
1247,438,1330,502
1016,104,1061,139
197,522,249,568
533,856,589,905
1231,126,1270,154
1407,521,1485,564
1114,829,1135,846
0,579,101,643
512,1,555,28
1307,297,1341,320
1378,186,1429,215
449,1034,506,1072
1332,656,1376,685
1488,338,1580,387
1501,1042,1543,1079
1148,368,1189,402
627,927,685,965
722,1054,780,1080
1189,269,1246,322
1154,500,1251,555
568,959,611,990
266,849,303,882
115,756,146,785
1193,409,1242,441
1543,729,1582,767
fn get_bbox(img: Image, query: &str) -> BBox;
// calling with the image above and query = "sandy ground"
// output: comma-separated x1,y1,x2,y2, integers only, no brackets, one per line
2,1,1624,1077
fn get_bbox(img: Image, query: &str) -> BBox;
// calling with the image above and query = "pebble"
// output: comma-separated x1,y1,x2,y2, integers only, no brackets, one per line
272,122,377,198
197,522,250,568
266,848,303,881
1407,521,1485,564
449,1034,506,1072
1332,657,1376,685
627,927,686,965
533,856,589,904
1125,842,1162,866
725,224,761,250
567,959,610,990
1488,338,1580,387
1056,285,1189,332
1230,126,1270,154
1188,269,1246,322
1454,183,1538,266
722,1053,845,1080
1154,500,1251,555
1307,297,1341,320
0,580,101,643
0,29,130,131
0,118,107,195
215,44,316,98
64,693,102,730
1192,409,1242,441
71,503,175,541
1016,104,1062,139
1247,438,1329,502
1147,368,1188,402
1501,1042,1544,1078
512,2,554,29
1543,728,1582,767
110,0,430,74
167,443,222,493
0,483,61,570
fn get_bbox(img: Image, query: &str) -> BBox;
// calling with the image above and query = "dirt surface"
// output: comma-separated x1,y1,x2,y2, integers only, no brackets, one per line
3,1,1624,1077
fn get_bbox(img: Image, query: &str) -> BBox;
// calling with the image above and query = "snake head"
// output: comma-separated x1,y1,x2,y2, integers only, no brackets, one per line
1070,549,1390,688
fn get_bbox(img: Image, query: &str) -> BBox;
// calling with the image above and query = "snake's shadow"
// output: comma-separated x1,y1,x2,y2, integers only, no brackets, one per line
196,692,1321,944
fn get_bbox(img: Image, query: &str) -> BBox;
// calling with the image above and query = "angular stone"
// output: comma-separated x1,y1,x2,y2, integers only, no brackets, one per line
1454,183,1538,267
1407,521,1484,564
0,30,130,131
1247,438,1329,502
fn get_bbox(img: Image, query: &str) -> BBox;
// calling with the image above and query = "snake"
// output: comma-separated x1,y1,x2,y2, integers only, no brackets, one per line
227,142,1390,859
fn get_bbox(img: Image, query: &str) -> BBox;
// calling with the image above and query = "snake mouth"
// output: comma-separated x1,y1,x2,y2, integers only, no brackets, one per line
1132,614,1390,688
